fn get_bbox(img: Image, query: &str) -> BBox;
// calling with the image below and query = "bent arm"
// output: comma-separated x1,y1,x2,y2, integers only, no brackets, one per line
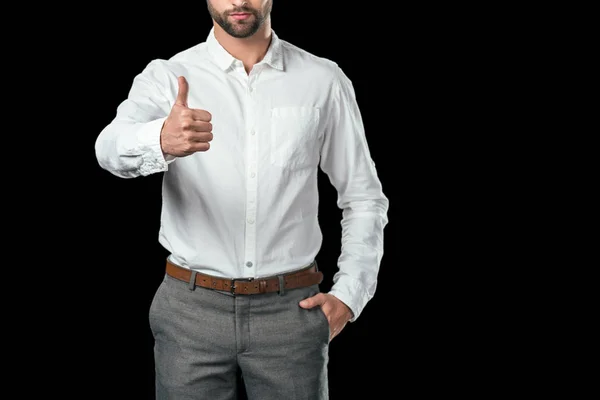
95,60,176,178
319,66,390,322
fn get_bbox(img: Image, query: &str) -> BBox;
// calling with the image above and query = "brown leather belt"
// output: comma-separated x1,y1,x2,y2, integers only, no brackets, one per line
165,260,323,295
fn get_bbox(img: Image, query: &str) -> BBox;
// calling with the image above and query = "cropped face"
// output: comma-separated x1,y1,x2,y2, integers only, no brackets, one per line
207,0,273,38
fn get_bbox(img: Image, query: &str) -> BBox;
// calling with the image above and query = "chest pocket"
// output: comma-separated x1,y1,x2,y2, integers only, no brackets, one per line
270,106,320,171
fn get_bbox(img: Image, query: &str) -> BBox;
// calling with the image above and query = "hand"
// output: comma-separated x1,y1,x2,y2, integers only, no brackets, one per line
299,293,353,341
160,76,213,157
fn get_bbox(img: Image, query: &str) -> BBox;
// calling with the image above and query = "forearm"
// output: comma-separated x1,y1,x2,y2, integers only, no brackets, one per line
95,59,181,178
328,197,389,322
95,117,170,178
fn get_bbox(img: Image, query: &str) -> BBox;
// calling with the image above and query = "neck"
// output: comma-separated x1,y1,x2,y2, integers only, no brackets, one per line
213,19,272,72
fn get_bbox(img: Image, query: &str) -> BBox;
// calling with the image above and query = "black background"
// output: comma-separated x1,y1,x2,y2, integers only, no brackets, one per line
65,2,465,399
6,2,550,397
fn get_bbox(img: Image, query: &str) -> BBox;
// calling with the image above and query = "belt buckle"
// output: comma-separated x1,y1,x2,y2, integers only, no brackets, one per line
230,277,253,295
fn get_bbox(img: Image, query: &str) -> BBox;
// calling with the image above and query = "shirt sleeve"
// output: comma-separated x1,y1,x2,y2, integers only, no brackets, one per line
94,59,177,178
319,65,390,322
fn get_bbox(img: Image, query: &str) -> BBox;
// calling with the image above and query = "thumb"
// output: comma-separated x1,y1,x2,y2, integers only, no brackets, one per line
175,76,189,107
299,293,325,309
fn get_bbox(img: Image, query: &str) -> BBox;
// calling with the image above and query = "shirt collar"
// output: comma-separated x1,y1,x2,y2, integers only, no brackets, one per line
206,27,285,71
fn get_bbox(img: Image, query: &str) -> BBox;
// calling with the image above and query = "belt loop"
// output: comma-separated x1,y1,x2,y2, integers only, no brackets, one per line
189,271,198,291
277,275,285,296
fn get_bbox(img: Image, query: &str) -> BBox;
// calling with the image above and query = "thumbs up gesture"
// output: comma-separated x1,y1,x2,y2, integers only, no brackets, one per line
160,76,213,157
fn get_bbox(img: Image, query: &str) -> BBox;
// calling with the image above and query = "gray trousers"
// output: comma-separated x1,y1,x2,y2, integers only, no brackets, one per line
149,272,330,399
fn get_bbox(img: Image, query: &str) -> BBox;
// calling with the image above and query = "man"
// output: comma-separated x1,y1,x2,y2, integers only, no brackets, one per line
95,0,389,398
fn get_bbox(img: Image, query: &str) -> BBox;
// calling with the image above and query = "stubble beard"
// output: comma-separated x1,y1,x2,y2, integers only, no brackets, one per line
207,1,272,38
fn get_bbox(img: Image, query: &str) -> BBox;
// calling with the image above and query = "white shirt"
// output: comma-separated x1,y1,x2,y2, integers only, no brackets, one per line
95,28,389,321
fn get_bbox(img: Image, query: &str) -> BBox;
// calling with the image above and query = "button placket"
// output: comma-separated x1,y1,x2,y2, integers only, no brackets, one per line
243,76,258,275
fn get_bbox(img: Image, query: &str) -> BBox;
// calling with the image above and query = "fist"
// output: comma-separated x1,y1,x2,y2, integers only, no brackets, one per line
160,76,213,157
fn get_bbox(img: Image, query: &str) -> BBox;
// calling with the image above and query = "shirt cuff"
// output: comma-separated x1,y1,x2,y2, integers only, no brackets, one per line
135,117,174,175
328,277,370,322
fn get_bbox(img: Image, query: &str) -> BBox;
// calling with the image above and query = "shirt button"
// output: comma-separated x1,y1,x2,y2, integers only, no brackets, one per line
247,218,254,224
246,261,253,267
251,130,256,135
250,172,256,178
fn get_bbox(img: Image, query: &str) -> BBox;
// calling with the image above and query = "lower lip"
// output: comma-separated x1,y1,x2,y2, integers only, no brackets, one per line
230,14,251,20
